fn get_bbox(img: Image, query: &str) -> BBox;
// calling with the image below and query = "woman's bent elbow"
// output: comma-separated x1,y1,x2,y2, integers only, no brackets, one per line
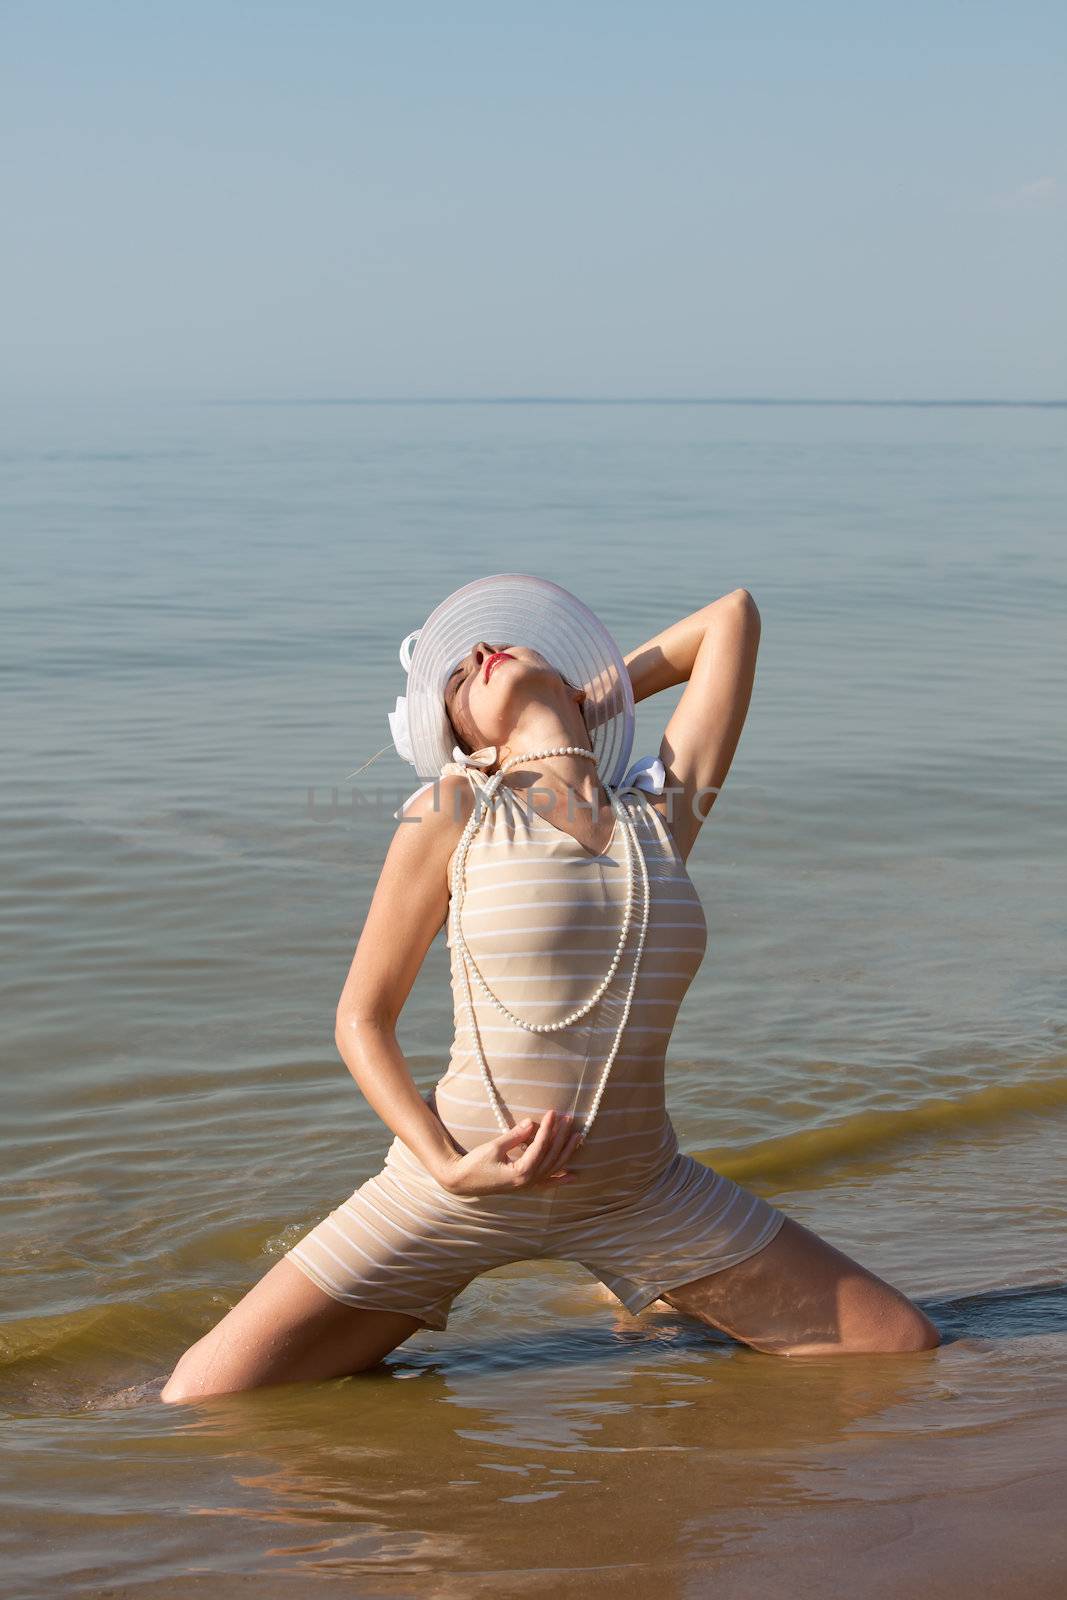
336,1010,397,1047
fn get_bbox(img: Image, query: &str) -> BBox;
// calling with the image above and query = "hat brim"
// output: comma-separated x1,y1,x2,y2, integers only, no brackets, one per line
404,573,635,786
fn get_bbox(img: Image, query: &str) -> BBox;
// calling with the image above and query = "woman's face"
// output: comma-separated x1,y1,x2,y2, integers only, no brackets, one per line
444,640,580,755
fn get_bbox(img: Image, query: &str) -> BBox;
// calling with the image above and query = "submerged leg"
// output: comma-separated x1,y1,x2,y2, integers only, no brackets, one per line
160,1257,425,1403
660,1215,941,1356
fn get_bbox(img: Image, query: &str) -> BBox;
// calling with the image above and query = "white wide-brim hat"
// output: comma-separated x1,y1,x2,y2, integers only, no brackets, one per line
389,573,636,789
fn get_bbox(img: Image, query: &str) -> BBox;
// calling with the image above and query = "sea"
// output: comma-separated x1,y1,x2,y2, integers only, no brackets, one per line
2,397,1065,1597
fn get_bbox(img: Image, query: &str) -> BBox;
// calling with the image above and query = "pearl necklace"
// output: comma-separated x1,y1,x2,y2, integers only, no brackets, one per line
449,746,651,1148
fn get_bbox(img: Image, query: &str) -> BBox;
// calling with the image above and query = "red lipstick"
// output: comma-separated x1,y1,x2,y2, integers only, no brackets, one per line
484,651,514,684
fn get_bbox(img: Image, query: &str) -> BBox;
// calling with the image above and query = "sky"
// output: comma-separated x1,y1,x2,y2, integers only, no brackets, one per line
3,0,1065,401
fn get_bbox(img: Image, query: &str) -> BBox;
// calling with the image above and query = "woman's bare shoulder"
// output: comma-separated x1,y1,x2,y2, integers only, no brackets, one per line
338,775,477,1026
393,772,476,886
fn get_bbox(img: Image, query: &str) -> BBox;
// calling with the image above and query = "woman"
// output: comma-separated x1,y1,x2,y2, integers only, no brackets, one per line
161,576,939,1403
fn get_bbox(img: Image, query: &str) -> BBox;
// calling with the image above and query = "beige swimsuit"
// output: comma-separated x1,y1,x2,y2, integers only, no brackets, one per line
285,761,786,1330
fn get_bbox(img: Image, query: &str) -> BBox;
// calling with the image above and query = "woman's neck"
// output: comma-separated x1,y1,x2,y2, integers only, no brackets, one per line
497,745,607,823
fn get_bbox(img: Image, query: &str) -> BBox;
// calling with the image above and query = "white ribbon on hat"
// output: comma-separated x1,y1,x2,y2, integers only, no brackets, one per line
386,631,423,767
387,695,414,765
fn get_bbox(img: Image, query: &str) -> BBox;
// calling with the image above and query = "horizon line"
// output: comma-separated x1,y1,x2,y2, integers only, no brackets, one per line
215,395,1067,409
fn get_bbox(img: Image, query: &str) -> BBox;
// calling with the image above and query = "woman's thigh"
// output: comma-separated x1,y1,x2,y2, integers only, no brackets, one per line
160,1257,425,1403
660,1215,941,1355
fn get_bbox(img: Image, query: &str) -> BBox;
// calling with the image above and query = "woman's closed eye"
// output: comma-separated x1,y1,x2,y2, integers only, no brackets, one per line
445,655,473,714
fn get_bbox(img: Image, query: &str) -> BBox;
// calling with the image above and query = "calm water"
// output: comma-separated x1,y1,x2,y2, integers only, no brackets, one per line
2,400,1065,1597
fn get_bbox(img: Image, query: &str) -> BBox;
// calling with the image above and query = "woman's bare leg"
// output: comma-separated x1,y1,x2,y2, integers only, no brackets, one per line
660,1215,941,1355
160,1257,426,1403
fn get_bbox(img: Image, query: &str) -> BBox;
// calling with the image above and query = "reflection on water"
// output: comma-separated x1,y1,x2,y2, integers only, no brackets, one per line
13,1282,1059,1597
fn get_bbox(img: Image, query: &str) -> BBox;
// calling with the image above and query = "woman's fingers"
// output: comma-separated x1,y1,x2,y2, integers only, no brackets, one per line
512,1108,559,1172
495,1119,535,1158
512,1110,583,1186
536,1125,584,1184
523,1111,559,1173
469,1109,588,1192
443,1113,589,1197
536,1113,579,1176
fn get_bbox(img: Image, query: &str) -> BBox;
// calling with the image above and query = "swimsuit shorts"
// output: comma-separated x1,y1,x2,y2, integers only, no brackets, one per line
287,1134,786,1331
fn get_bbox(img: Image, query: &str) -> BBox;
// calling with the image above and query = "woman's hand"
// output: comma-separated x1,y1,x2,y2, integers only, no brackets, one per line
437,1108,583,1198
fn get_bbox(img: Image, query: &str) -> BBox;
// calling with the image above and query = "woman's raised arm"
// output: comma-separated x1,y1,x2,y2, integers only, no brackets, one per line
623,588,762,862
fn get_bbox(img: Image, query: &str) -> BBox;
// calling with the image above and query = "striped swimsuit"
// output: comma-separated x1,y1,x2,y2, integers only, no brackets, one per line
285,761,786,1330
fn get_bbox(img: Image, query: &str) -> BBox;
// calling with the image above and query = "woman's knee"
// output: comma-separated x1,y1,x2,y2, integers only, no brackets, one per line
160,1369,211,1404
159,1330,311,1403
735,1319,940,1358
834,1275,942,1355
159,1333,235,1404
159,1353,208,1404
750,1296,942,1357
875,1299,941,1354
